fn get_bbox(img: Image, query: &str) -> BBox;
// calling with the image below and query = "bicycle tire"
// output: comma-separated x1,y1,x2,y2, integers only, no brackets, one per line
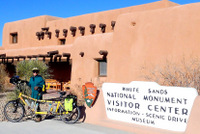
4,100,25,122
61,105,80,124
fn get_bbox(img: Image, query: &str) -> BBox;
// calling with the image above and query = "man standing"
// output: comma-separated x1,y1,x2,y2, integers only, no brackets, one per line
28,67,45,122
29,67,45,100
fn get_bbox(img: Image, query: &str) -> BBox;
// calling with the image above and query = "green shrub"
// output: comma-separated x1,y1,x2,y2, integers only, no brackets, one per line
16,60,51,81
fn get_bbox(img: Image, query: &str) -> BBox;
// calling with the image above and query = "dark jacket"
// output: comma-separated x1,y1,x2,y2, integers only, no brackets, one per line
28,75,45,99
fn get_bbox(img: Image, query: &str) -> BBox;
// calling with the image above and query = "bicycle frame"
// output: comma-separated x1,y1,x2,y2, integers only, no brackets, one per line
5,77,80,124
18,92,69,115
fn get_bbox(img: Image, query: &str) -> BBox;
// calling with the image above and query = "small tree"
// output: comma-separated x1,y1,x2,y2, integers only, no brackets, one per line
16,60,51,81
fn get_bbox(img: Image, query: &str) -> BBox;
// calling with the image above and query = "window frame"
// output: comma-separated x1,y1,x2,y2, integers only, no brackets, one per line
97,59,107,77
10,32,18,44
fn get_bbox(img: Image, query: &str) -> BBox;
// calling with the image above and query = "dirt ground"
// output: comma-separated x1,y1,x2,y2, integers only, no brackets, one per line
0,91,8,121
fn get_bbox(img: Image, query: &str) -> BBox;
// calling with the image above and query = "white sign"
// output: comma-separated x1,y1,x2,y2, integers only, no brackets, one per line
102,81,198,132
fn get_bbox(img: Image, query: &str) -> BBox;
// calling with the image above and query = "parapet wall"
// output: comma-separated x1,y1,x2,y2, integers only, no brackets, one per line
2,0,177,50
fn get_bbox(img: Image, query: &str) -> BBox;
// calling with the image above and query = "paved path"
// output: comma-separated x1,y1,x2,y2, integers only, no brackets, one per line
0,120,133,134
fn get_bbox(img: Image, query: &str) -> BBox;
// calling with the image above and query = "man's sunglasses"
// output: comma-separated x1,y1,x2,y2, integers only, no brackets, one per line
33,71,39,73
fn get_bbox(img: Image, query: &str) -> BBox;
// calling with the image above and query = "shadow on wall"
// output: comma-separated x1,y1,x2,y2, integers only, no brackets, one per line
92,90,100,107
79,105,86,123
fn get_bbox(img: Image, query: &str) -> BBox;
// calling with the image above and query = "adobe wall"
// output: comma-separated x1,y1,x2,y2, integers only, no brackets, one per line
2,16,61,50
45,0,178,45
108,2,200,83
70,33,113,88
0,45,73,56
185,96,200,134
82,3,200,134
2,0,177,50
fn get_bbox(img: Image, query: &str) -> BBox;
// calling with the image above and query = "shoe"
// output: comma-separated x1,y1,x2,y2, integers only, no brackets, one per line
35,115,42,122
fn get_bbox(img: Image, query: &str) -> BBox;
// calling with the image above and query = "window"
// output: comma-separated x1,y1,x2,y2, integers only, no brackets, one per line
59,39,66,45
10,33,18,44
98,59,107,76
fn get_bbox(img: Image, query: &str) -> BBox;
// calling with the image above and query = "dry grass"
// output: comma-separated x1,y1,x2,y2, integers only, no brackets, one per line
142,57,200,95
0,64,9,92
70,84,85,106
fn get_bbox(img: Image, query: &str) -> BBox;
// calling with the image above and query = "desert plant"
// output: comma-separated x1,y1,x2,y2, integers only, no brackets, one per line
143,57,200,95
16,60,51,81
0,64,9,92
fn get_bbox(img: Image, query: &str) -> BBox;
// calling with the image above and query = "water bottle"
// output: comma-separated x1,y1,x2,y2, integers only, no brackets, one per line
53,105,57,112
48,103,52,111
25,99,30,106
35,103,39,111
31,102,35,109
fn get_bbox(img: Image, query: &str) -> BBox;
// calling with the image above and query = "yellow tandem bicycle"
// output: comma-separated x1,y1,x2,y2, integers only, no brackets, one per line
4,76,80,124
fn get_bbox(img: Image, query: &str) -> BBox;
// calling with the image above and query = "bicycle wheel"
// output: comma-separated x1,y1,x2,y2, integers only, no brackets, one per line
4,100,25,122
61,105,80,124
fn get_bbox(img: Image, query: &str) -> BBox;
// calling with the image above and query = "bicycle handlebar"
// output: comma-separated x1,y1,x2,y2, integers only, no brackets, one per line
10,76,29,92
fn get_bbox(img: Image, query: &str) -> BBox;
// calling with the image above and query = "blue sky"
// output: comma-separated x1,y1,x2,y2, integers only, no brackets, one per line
0,0,199,47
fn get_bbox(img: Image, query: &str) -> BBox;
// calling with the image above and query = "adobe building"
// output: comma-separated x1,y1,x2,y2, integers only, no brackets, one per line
1,0,200,133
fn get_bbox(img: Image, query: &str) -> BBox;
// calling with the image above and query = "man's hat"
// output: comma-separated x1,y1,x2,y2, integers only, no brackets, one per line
32,67,39,71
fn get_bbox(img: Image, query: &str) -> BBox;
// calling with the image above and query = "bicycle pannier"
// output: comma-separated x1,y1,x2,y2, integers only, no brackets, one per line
64,98,73,111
